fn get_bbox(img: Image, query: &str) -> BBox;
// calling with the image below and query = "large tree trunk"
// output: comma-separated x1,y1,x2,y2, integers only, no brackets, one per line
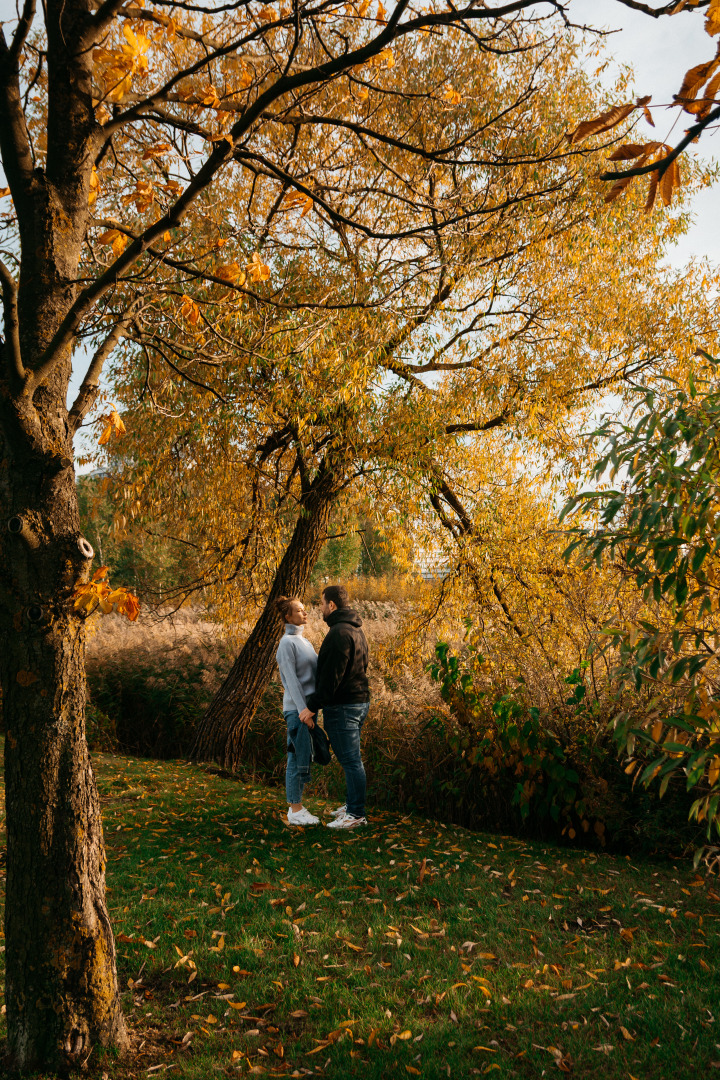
192,461,341,770
0,2,127,1064
0,435,128,1070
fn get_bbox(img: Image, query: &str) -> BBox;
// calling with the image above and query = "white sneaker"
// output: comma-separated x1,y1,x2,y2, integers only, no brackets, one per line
329,804,347,817
327,812,366,829
287,808,320,826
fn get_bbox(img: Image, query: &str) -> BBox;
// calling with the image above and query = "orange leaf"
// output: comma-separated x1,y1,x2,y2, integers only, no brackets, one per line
216,262,247,286
707,0,720,36
98,408,126,445
567,101,637,145
179,295,201,326
675,43,720,111
607,142,660,162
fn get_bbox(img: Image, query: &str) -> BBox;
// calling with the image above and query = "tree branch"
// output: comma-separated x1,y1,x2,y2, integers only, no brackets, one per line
0,257,25,384
8,0,37,64
68,310,138,433
0,27,36,199
610,0,707,16
599,105,720,183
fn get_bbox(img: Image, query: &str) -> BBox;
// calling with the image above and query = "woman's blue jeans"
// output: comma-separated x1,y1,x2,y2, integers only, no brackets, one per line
285,709,312,805
323,702,369,819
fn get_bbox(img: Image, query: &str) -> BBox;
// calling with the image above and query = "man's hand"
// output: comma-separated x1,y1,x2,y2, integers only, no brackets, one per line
299,707,316,729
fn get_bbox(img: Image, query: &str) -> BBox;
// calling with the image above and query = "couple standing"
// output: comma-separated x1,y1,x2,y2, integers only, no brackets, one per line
275,584,369,829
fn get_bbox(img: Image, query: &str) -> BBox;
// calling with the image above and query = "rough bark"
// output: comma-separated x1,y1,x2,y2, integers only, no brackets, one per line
0,0,128,1067
0,434,128,1070
191,460,342,770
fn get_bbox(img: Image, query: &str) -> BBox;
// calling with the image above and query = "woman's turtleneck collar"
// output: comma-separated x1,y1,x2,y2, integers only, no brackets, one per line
284,623,304,636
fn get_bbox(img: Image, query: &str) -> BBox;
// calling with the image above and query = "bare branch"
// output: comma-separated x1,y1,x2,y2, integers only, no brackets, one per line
0,26,36,198
610,0,708,16
68,309,139,433
8,0,37,63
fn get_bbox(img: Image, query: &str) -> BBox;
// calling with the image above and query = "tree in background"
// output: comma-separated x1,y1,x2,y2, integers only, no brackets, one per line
98,30,719,769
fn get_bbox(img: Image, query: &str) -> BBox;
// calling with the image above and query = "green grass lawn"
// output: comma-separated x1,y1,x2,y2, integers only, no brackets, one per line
2,751,720,1078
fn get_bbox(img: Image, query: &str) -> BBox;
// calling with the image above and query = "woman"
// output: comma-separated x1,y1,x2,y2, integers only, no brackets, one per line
275,595,320,826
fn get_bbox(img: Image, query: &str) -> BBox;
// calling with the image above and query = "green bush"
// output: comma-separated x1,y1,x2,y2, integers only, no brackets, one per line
379,634,700,854
561,356,720,858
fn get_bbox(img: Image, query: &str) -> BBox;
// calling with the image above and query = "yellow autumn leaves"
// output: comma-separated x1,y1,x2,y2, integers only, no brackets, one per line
93,23,151,103
98,408,126,445
177,253,271,326
72,566,140,621
706,0,720,37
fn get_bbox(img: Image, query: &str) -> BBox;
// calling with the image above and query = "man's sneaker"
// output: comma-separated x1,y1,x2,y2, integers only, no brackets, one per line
329,804,347,817
287,808,320,826
327,812,366,829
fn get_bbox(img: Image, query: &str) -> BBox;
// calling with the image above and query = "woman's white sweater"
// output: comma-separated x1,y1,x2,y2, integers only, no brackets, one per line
275,624,318,713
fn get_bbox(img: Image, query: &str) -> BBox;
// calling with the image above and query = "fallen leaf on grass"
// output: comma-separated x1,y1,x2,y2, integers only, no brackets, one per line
227,1002,248,1011
619,1026,634,1041
306,1042,331,1055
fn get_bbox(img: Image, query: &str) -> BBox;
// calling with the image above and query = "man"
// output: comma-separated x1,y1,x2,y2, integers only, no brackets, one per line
299,584,370,829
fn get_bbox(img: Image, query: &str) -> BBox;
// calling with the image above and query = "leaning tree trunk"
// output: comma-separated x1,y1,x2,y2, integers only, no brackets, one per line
192,461,341,770
0,1,128,1064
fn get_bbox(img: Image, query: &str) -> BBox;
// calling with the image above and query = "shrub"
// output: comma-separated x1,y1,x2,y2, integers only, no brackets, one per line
87,658,225,758
561,356,720,861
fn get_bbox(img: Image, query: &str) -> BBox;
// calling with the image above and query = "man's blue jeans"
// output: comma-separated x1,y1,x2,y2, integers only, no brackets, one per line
323,702,369,819
285,709,312,805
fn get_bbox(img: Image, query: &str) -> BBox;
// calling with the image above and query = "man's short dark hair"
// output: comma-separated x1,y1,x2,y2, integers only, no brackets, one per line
323,584,349,609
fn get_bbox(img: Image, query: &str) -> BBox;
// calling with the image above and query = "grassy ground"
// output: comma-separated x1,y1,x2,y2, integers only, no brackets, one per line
2,752,720,1079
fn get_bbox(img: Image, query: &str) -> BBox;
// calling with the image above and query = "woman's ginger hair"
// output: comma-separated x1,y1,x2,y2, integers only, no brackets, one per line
274,595,300,621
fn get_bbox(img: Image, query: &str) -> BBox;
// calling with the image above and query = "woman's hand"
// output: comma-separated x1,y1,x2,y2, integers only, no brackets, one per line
299,707,315,729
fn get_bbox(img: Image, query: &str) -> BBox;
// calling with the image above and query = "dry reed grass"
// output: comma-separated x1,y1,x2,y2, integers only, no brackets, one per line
85,599,440,725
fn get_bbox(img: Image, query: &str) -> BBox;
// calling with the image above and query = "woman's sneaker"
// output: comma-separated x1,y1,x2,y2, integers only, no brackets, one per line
287,808,320,826
329,804,347,817
327,812,366,829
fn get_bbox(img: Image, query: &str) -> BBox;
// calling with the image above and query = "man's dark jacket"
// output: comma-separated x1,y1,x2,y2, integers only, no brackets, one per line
305,608,369,712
